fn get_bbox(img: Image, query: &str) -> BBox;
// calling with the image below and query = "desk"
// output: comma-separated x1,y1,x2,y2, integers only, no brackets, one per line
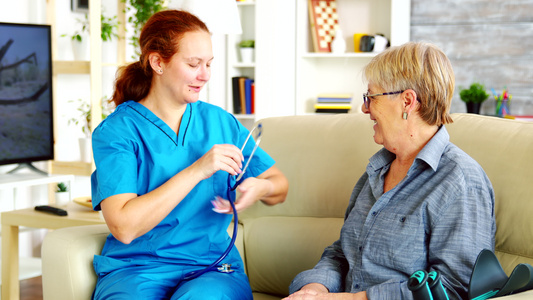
1,203,105,300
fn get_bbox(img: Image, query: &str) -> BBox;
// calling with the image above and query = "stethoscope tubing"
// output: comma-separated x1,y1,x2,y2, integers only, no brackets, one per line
183,188,238,280
183,124,262,281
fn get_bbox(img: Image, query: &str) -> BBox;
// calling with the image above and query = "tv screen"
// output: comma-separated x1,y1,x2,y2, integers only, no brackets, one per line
0,22,54,171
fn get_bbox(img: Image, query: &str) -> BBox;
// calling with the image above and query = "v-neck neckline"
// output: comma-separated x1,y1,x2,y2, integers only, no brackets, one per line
127,101,192,147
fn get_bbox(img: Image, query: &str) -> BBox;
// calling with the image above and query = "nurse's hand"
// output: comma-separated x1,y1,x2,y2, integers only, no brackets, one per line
211,177,273,213
211,165,288,214
234,177,274,212
192,144,244,180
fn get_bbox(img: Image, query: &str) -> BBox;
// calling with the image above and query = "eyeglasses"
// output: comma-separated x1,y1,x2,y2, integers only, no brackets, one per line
363,90,404,109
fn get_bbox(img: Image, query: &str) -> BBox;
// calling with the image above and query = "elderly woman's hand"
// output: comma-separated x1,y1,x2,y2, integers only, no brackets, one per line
282,284,368,300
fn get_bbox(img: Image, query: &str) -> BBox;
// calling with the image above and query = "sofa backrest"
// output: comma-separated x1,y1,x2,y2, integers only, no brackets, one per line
242,113,381,220
243,112,533,297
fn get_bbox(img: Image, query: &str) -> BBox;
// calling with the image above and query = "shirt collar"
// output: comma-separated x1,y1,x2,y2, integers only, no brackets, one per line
368,125,450,173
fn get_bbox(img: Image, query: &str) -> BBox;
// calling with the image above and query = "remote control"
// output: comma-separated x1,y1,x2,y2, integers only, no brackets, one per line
35,205,68,216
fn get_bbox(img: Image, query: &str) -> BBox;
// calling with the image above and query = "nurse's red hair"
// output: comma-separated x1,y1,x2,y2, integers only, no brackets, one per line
111,10,210,106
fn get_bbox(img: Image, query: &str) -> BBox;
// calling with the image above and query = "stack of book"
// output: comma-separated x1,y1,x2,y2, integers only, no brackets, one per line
314,93,352,113
232,76,255,115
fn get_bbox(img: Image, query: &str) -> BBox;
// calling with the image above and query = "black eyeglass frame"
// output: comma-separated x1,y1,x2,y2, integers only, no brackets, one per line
362,90,405,109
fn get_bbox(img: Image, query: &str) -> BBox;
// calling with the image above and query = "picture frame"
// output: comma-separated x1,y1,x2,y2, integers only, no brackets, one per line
71,0,89,13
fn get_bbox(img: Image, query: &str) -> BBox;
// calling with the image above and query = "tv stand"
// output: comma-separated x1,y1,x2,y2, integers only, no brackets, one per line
7,163,48,176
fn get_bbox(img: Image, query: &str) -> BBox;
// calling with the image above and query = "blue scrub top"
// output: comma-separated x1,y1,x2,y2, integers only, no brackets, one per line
90,100,274,276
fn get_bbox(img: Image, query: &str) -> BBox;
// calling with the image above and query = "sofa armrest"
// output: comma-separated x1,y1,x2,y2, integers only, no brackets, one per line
41,222,244,300
41,224,110,300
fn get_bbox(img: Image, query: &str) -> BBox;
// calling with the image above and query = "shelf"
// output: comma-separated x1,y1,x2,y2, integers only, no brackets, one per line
234,114,255,119
233,62,256,68
49,161,93,177
0,173,75,190
52,60,90,74
237,1,256,6
301,52,377,58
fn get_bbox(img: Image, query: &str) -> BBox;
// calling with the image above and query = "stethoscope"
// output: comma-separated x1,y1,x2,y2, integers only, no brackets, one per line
183,123,263,280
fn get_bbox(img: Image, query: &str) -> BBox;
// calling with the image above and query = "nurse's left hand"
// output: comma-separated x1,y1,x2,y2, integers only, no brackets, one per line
211,177,273,214
234,177,273,212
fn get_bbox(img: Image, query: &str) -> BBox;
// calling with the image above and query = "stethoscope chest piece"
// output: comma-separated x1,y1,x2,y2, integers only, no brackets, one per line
218,263,234,273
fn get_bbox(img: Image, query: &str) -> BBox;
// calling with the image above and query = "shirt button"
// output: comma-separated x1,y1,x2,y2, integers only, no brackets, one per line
358,246,363,251
354,284,360,289
371,211,377,216
400,216,406,222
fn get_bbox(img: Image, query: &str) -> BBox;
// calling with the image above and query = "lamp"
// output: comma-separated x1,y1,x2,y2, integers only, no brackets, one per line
179,0,242,35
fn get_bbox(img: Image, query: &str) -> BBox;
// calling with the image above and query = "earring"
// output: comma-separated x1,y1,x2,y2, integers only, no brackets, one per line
402,112,408,120
158,69,163,73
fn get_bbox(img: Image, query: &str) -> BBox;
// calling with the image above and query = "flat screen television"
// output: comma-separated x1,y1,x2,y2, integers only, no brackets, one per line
0,22,54,175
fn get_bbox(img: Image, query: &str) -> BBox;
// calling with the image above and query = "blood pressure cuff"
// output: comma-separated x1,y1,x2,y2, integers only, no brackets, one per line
468,249,533,299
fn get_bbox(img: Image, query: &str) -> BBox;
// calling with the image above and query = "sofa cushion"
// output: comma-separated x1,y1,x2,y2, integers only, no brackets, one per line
243,216,344,297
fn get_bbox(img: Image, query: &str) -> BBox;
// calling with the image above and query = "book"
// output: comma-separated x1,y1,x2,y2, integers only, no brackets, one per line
317,93,352,99
245,78,254,114
231,77,242,114
317,97,352,103
238,77,247,114
317,93,353,103
314,102,351,114
315,108,350,113
231,76,255,115
251,82,255,114
314,103,351,110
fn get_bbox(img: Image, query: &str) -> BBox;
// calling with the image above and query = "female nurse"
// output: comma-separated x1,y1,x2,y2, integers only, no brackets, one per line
90,10,289,300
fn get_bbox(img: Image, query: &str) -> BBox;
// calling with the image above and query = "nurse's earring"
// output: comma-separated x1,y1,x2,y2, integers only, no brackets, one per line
158,69,163,74
403,112,408,120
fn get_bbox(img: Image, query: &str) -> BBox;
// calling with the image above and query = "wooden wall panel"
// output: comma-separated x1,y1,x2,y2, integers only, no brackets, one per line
410,0,533,115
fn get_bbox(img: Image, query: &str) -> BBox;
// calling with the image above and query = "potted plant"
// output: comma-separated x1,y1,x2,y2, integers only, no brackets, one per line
238,40,255,63
124,0,166,59
63,10,119,61
55,182,70,206
68,98,114,162
459,82,489,114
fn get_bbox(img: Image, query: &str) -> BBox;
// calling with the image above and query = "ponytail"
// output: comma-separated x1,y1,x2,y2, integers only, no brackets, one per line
111,61,152,106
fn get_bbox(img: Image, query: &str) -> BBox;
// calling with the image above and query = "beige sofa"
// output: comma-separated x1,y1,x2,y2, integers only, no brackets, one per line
42,113,533,299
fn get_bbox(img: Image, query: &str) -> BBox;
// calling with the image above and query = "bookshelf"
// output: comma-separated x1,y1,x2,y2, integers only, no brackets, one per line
226,1,257,129
46,0,127,175
295,0,411,115
224,0,410,123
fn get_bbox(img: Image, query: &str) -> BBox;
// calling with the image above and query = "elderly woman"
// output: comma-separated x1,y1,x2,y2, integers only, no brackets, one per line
285,42,495,299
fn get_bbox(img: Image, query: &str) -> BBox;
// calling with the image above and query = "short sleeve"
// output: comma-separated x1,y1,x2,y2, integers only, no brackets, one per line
91,120,139,210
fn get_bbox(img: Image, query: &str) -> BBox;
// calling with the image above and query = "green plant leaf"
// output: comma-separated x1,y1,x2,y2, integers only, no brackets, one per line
459,82,489,103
